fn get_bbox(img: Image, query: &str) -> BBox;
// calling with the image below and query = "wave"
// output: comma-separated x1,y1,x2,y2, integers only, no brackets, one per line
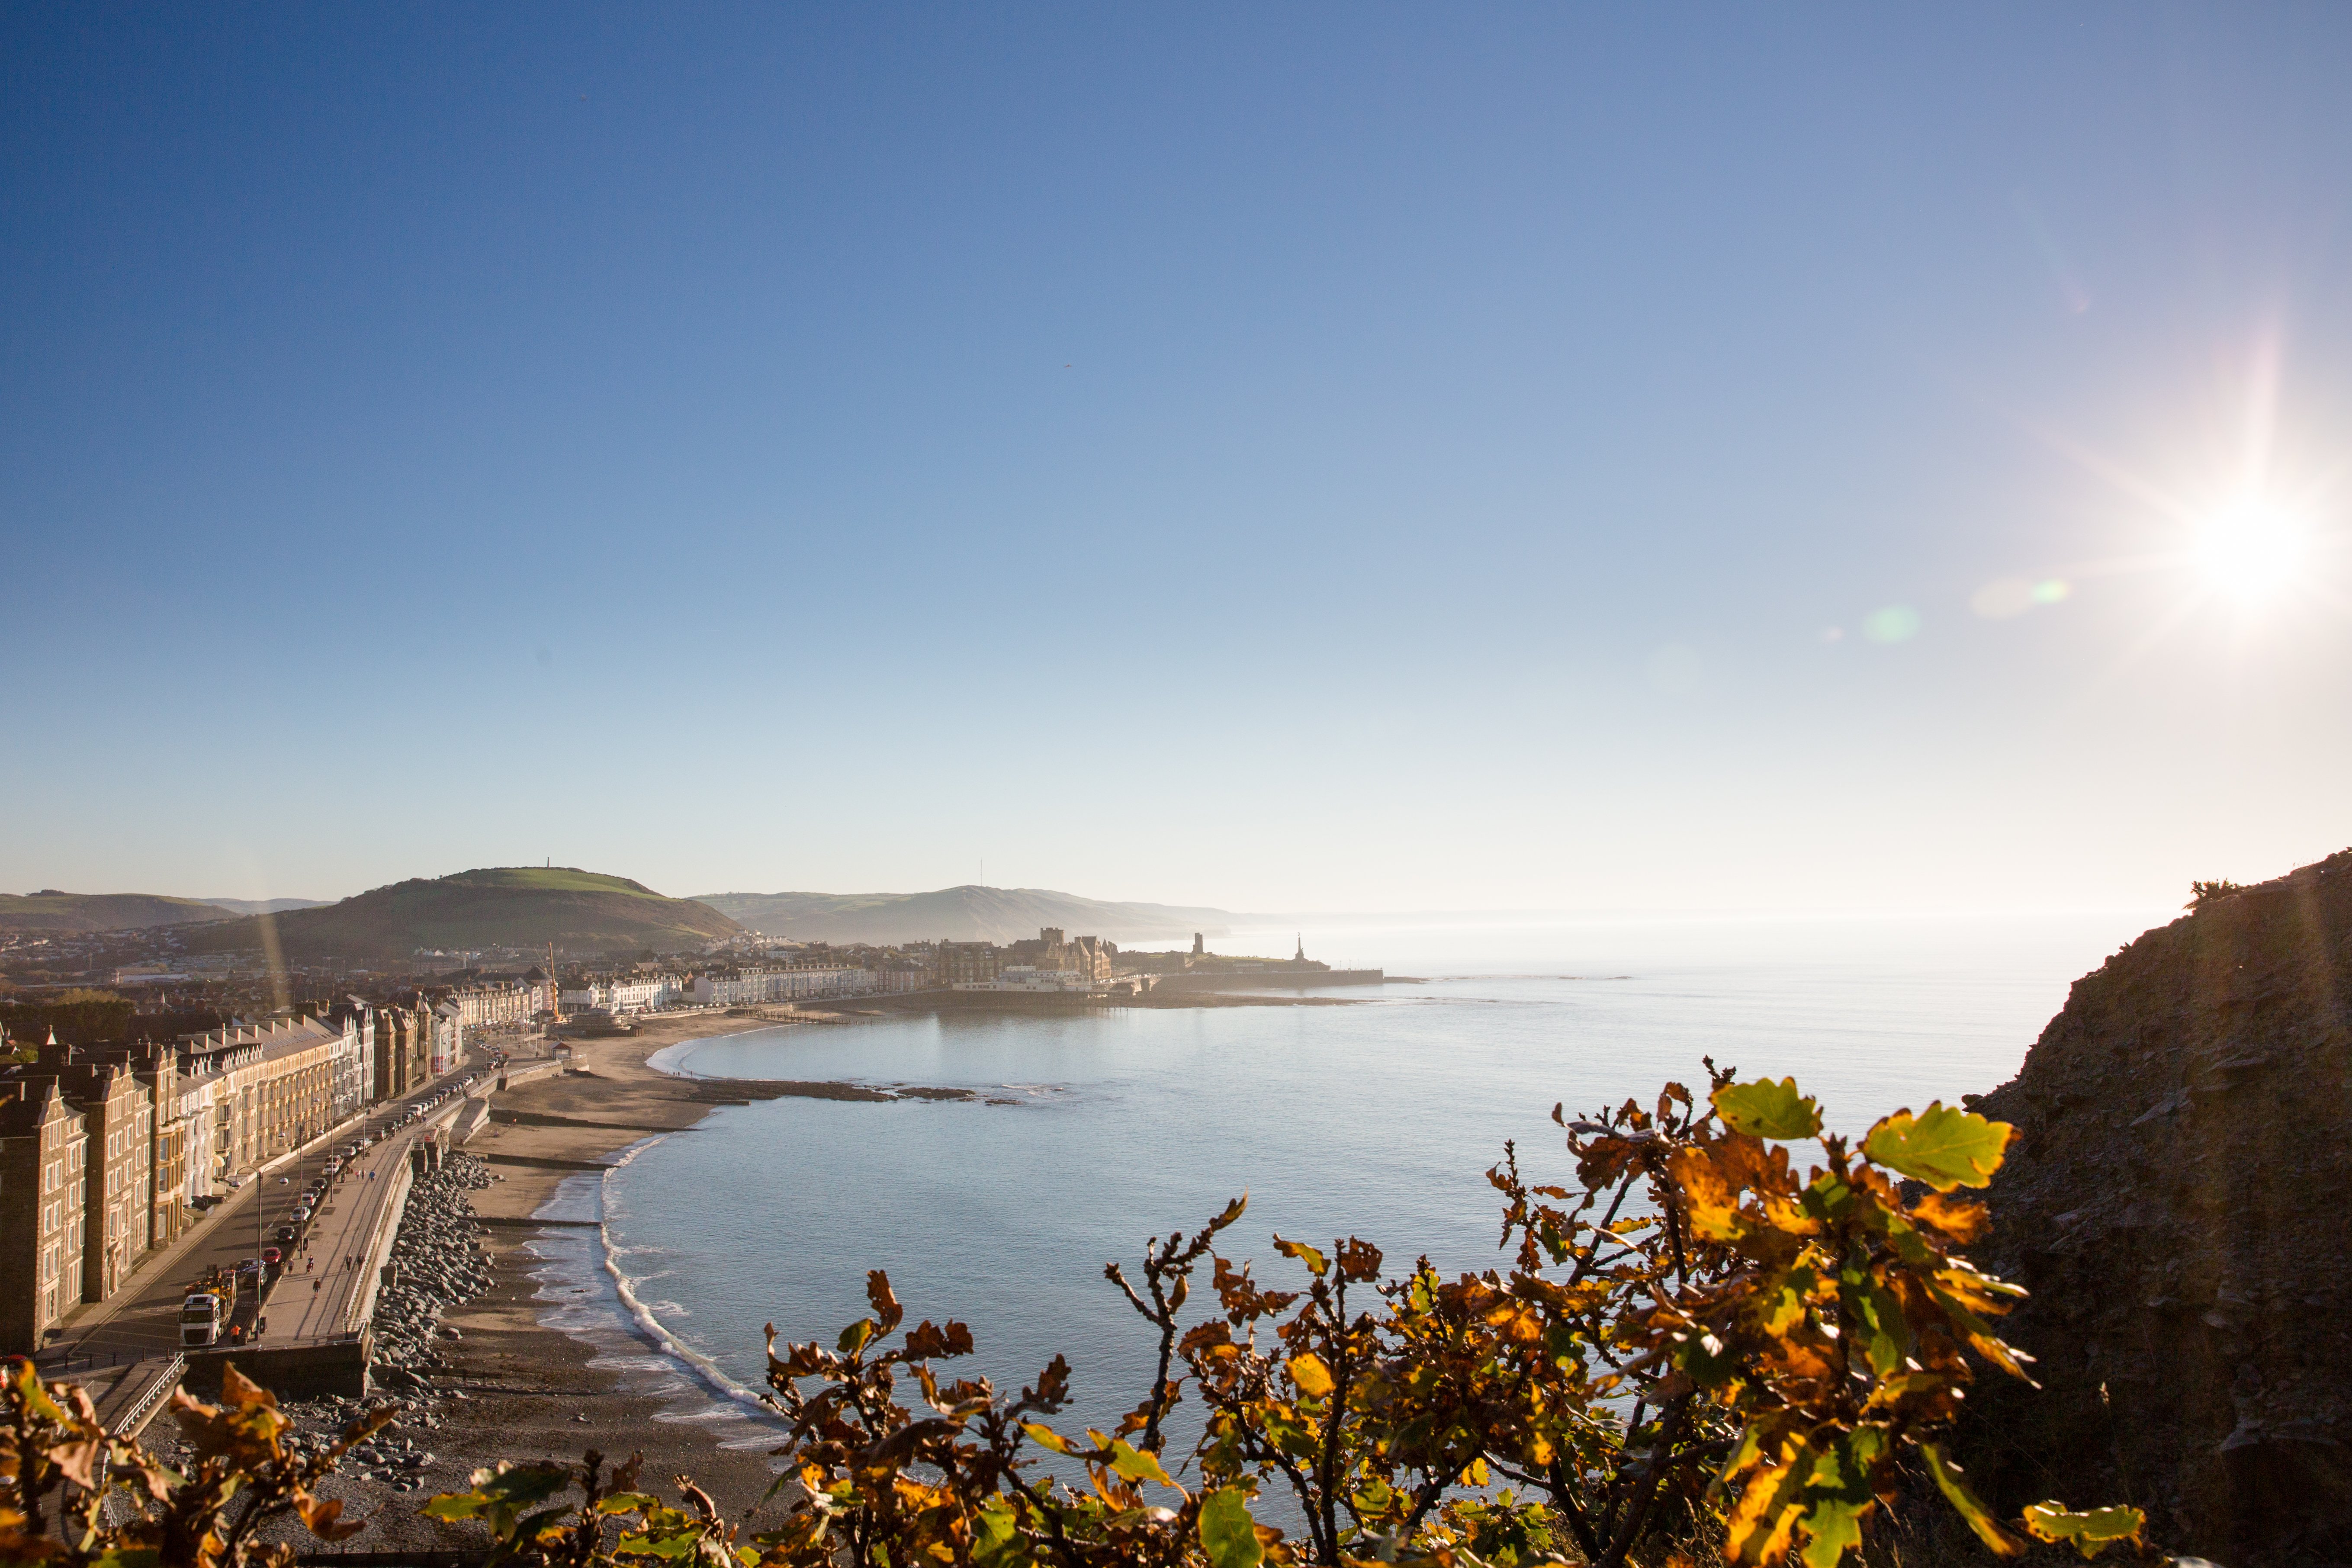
525,1136,786,1450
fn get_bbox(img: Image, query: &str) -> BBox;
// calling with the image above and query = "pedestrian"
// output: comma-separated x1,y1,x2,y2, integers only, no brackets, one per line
312,1280,321,1295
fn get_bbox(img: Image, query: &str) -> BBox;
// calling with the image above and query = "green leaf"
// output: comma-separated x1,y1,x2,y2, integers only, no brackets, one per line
1198,1487,1264,1568
1863,1104,2014,1191
477,1464,575,1509
618,1528,704,1558
1790,1429,1881,1568
89,1549,161,1568
1108,1439,1176,1488
1919,1445,2024,1557
1796,1498,1865,1568
836,1317,875,1355
971,1497,1021,1566
1714,1078,1823,1140
597,1492,663,1516
2022,1501,2146,1558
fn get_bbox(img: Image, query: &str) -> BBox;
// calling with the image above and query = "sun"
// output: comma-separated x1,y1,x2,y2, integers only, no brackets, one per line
2195,498,2306,599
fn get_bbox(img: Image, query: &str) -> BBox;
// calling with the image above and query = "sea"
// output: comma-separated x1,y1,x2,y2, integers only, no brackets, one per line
517,909,2166,1464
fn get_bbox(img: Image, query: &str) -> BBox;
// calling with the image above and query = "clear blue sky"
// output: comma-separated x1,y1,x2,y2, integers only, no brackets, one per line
4,5,2347,913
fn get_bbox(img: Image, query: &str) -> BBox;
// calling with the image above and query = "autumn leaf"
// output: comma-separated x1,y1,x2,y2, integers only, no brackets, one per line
1910,1190,1992,1243
865,1271,903,1333
1714,1078,1823,1141
219,1364,276,1411
1863,1104,2015,1191
293,1489,367,1541
1272,1236,1327,1276
1022,1423,1076,1456
1287,1354,1335,1399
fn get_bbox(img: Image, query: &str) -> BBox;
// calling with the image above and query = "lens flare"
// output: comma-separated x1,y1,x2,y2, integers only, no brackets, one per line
1862,605,1921,643
2196,499,2304,599
1969,579,2036,619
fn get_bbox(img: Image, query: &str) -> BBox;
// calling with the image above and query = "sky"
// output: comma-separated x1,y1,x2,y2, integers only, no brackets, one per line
3,4,2349,915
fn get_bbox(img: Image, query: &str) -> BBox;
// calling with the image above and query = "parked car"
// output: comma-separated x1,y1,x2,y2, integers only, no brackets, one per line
261,1247,281,1267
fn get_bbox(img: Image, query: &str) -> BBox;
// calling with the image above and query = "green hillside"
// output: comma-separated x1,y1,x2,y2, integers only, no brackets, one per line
0,891,239,932
177,868,741,961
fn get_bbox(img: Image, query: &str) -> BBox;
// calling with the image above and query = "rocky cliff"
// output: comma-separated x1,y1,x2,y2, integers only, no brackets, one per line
1966,849,2352,1565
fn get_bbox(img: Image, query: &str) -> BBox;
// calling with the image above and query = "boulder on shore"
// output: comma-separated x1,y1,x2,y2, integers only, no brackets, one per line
1966,848,2352,1566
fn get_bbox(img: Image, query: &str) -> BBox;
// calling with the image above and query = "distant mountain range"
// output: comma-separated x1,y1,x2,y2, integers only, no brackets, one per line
695,885,1243,945
0,891,242,933
177,868,742,961
5,873,1246,957
196,897,332,917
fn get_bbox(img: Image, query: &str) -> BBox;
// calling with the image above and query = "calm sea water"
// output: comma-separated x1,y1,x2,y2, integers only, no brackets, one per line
537,911,2162,1457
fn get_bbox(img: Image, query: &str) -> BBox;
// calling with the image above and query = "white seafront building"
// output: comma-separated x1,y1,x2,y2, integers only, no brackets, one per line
561,974,687,1014
692,963,926,1006
951,965,1098,993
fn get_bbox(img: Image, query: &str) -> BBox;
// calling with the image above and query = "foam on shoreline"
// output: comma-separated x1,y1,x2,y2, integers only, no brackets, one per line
524,1144,786,1452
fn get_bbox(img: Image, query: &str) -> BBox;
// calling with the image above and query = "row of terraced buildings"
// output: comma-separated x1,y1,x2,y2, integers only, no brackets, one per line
0,990,506,1354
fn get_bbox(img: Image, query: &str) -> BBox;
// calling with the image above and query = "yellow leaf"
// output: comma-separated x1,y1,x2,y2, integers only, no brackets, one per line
2021,1501,2146,1559
1287,1354,1334,1399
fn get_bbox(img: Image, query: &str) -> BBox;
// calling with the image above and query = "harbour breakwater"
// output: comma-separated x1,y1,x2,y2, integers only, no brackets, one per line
1150,966,1386,990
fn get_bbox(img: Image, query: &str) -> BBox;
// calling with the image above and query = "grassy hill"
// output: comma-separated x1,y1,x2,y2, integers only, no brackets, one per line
0,891,240,932
694,884,1243,945
177,868,742,961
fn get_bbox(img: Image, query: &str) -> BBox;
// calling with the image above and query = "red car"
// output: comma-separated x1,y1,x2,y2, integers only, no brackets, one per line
261,1247,282,1266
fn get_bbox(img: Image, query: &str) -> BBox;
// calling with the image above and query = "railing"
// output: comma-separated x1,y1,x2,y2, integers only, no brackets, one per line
108,1353,185,1437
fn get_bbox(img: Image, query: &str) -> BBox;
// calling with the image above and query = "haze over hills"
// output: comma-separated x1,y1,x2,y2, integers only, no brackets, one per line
0,891,242,932
196,897,332,917
695,885,1245,946
177,868,741,962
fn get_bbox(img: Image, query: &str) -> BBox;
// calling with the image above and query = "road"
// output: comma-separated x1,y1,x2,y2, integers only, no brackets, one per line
45,1061,492,1366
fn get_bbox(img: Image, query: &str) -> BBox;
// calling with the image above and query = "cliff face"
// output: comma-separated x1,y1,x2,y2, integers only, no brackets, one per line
1968,849,2352,1565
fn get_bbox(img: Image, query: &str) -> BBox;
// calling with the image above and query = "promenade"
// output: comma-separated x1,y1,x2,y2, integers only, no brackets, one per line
44,1071,479,1367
